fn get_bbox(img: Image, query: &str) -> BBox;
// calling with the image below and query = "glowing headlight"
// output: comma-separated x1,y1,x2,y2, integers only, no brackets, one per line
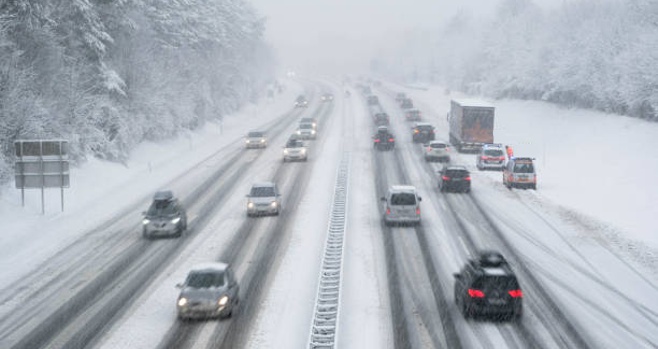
171,217,181,224
247,202,254,208
283,149,289,155
301,149,306,154
142,219,150,225
218,295,229,306
245,139,249,143
260,139,265,143
270,201,278,207
177,297,188,307
311,130,316,135
296,130,301,135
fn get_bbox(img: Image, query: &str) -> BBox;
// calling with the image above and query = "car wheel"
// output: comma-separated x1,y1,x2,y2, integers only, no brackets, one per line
532,184,537,190
142,229,150,240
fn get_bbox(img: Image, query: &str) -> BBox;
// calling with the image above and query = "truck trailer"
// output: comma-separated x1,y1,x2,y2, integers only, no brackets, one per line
448,99,495,152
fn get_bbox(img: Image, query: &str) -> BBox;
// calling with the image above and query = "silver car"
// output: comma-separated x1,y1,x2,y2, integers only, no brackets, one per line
381,185,422,226
424,140,451,162
246,182,281,216
283,139,308,162
176,263,240,320
142,190,187,239
244,131,267,149
296,122,317,139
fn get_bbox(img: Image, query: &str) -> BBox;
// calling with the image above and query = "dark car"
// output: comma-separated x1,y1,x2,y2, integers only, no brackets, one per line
453,251,523,320
295,95,309,108
395,92,407,103
412,122,436,143
176,263,240,320
438,165,471,193
142,190,187,239
404,109,422,121
374,112,390,126
373,126,395,151
400,98,414,109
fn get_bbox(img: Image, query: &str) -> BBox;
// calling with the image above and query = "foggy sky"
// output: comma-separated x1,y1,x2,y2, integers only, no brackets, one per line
248,0,565,76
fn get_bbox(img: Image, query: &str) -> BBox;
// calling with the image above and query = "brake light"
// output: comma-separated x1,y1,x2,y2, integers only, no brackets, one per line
442,176,451,181
388,138,394,142
508,289,523,298
386,208,390,215
498,156,505,161
414,130,419,134
465,176,471,181
416,207,420,215
374,139,380,143
468,289,485,298
481,156,488,160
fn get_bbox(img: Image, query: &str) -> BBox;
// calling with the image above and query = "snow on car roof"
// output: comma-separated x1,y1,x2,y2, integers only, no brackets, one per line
252,181,275,188
390,185,417,192
190,262,228,272
452,98,495,108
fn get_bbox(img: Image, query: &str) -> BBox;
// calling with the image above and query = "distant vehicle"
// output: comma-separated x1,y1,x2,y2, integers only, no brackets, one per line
283,138,308,162
477,143,506,170
344,90,351,97
412,122,436,143
424,140,451,162
361,86,372,95
503,157,537,189
453,251,523,320
438,165,471,193
296,122,317,140
374,112,390,126
448,99,495,152
381,185,422,226
400,98,414,109
142,190,187,239
373,126,395,151
176,263,240,320
300,117,317,129
395,92,407,103
404,109,422,121
367,95,379,105
246,182,281,217
244,131,267,149
321,93,334,102
295,95,309,108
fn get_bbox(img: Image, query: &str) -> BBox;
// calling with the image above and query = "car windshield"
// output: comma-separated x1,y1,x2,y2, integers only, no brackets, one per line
472,275,519,291
390,193,417,205
186,271,225,288
514,163,534,173
484,149,504,156
300,124,313,129
417,126,433,131
287,140,303,147
146,200,177,216
250,186,276,197
248,132,263,138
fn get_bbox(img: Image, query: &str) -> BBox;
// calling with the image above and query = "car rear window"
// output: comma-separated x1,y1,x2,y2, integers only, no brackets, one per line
147,200,177,215
250,186,276,197
484,149,503,156
417,125,433,131
472,276,519,290
390,193,417,205
186,271,225,288
430,143,447,149
446,169,469,178
513,163,534,173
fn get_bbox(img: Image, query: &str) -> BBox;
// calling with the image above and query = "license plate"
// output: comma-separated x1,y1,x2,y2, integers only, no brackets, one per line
488,299,506,305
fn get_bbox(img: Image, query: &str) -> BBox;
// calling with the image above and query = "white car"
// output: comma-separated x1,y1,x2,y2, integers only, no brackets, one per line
296,122,317,140
424,140,451,162
283,139,308,162
477,143,506,170
244,131,267,149
246,182,281,216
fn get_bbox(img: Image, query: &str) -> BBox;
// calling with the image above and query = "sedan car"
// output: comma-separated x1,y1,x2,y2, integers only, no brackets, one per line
405,109,422,121
176,263,240,320
454,251,523,320
438,165,471,193
244,131,267,149
142,190,187,239
283,139,308,162
296,122,317,139
321,93,334,102
246,182,281,216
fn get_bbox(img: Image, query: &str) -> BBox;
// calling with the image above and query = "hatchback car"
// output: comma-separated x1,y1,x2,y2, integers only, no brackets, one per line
454,251,523,320
412,122,436,143
381,185,422,226
395,92,407,103
300,117,318,130
176,263,240,320
283,139,308,162
424,140,451,162
294,95,309,108
405,109,422,121
400,98,414,109
244,131,267,149
321,93,334,102
438,165,471,193
367,95,379,105
373,112,390,126
373,126,395,151
142,190,187,239
503,157,537,189
296,122,317,140
477,144,506,170
246,182,281,216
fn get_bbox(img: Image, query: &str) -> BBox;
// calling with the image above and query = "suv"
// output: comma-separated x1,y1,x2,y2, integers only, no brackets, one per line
381,185,422,226
142,190,187,239
300,117,318,130
477,144,506,170
424,140,451,162
294,95,308,108
244,131,267,149
503,157,537,189
412,122,436,143
373,112,390,126
246,182,281,216
296,122,317,139
367,95,379,105
373,126,395,151
404,109,422,121
176,263,240,320
453,251,523,320
395,92,407,103
283,138,307,162
438,165,471,193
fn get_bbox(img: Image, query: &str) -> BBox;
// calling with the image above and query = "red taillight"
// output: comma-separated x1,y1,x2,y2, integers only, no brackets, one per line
386,208,390,215
416,207,420,215
427,147,431,152
465,176,471,181
442,176,451,181
498,156,506,161
414,130,419,134
481,156,487,160
388,138,395,142
468,289,485,298
374,139,380,143
508,289,523,298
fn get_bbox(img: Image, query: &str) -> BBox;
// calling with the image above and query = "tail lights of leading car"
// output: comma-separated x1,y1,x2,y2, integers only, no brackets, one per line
442,176,451,181
468,289,485,298
508,289,523,298
388,138,395,142
465,176,472,181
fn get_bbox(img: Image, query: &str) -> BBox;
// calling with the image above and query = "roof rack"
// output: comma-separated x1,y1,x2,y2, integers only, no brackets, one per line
153,190,174,201
476,250,507,267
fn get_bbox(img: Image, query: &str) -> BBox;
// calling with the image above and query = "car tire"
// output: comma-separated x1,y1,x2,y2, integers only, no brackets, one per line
142,229,150,240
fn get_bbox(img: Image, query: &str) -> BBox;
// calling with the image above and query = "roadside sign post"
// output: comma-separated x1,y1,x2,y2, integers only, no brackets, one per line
14,140,70,214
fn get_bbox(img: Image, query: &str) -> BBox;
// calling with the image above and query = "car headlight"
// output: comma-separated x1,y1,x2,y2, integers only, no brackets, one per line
311,130,316,135
171,217,181,224
245,139,249,143
218,295,229,306
283,149,289,155
296,130,301,135
247,202,254,208
260,139,265,143
270,201,278,207
178,297,188,307
142,218,150,225
301,148,306,154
